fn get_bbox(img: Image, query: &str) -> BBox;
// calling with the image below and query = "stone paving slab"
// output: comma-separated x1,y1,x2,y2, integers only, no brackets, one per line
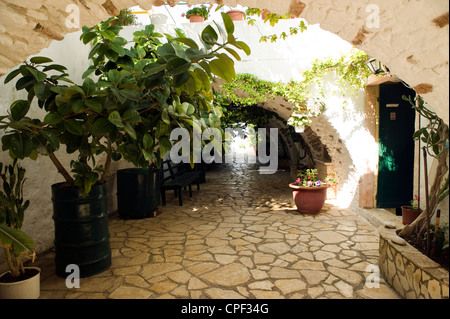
36,163,401,299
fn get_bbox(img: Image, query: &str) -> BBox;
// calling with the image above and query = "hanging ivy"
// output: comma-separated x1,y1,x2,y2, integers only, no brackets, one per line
220,48,371,127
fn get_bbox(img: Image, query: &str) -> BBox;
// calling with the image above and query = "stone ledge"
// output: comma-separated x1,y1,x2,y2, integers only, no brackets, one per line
378,226,449,299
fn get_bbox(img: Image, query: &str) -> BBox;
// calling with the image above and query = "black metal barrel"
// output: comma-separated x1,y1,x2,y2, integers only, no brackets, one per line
117,168,161,219
52,182,111,278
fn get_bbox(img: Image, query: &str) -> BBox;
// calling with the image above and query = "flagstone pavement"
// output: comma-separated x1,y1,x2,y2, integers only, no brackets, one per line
36,162,401,299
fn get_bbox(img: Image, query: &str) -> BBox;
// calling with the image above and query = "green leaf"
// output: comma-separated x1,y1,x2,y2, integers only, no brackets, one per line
143,133,153,150
173,71,191,87
43,113,62,125
167,57,191,75
122,109,141,124
173,37,199,50
10,100,30,121
71,99,85,113
82,77,96,96
0,224,35,258
82,31,97,44
6,133,34,159
224,47,241,61
159,136,172,158
91,117,115,136
162,109,170,124
3,68,22,84
85,98,103,113
194,67,211,91
100,30,116,41
221,12,234,35
42,64,68,73
41,130,60,151
30,56,53,64
236,41,251,56
181,102,195,115
123,122,137,140
26,67,47,82
64,119,83,136
33,82,52,100
210,54,235,82
201,25,219,44
15,76,35,91
108,110,123,127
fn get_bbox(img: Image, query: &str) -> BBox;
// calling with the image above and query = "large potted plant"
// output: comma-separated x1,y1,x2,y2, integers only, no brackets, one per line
80,14,250,218
0,159,39,299
289,168,336,214
1,13,250,274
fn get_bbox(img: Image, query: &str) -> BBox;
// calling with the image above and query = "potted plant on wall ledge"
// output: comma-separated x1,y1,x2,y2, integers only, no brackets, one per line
289,168,336,214
401,194,422,225
0,159,39,299
183,5,210,23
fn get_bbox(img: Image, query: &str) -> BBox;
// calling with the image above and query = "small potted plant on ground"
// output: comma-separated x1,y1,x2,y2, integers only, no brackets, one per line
183,5,210,23
401,194,422,225
0,159,39,299
289,168,335,214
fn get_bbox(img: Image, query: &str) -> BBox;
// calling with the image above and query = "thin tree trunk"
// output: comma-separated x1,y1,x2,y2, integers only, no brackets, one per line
49,152,75,185
399,135,448,239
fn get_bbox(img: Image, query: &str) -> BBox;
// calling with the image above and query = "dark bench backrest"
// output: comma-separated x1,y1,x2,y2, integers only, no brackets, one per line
160,160,194,183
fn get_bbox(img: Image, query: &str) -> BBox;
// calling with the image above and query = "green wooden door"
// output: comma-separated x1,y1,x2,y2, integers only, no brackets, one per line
377,82,416,208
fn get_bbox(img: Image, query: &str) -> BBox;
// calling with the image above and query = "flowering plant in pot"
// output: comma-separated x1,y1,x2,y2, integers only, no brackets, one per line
0,159,39,299
401,195,422,225
289,168,335,214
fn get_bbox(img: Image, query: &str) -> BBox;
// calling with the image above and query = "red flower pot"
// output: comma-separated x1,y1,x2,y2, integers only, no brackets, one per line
226,10,245,21
289,183,329,214
401,206,422,225
189,15,205,23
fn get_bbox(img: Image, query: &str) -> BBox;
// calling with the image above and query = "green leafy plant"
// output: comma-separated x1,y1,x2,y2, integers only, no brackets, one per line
245,8,308,43
183,5,211,20
114,9,138,26
409,194,420,210
0,159,35,278
0,13,250,196
220,49,370,128
399,95,449,243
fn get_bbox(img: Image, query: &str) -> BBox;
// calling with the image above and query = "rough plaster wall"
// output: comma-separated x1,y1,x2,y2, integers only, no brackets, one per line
0,0,448,122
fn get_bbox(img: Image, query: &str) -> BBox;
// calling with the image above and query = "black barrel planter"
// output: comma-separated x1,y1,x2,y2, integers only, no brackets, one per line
52,182,111,278
117,168,161,219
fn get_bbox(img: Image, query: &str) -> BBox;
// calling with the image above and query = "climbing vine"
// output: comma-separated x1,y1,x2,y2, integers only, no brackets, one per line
245,8,308,43
220,48,371,127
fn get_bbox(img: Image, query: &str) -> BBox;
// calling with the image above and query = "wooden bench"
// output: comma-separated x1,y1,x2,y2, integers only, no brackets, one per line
160,160,201,206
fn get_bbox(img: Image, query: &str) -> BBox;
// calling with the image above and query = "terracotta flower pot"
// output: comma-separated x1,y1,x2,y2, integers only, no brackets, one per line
401,206,422,225
289,183,329,214
189,15,205,23
226,10,245,21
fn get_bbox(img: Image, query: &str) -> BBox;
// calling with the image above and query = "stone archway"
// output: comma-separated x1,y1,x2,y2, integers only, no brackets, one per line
0,0,448,122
